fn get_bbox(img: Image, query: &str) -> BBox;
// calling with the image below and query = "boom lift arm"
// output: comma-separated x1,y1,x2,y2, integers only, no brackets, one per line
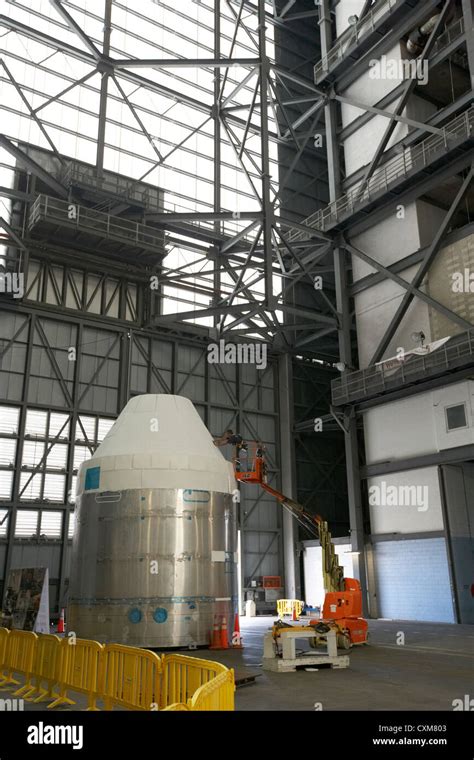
234,444,368,647
234,445,344,594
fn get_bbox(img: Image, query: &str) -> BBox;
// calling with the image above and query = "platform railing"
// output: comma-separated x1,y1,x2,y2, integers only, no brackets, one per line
62,162,160,209
314,4,465,83
331,329,474,406
314,0,399,82
430,16,465,57
30,187,255,249
28,195,166,252
0,627,235,711
290,106,474,240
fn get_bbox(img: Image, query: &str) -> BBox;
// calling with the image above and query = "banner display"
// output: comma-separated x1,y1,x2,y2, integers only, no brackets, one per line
33,567,50,634
1,567,50,631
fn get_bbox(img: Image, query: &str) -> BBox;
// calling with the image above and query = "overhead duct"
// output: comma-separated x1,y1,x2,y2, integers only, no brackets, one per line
406,4,455,56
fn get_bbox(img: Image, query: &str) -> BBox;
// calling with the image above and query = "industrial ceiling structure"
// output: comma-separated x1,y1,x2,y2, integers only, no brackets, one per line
0,0,472,615
0,0,341,359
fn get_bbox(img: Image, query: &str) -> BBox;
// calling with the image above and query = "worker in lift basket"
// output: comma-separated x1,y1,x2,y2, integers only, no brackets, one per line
213,429,248,472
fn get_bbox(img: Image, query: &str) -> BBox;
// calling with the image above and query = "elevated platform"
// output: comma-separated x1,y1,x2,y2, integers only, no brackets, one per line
314,0,420,85
290,107,474,240
61,161,163,213
28,194,166,265
332,330,474,408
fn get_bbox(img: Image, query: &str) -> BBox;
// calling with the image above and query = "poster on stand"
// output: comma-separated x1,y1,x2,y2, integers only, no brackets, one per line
0,567,49,631
33,568,50,633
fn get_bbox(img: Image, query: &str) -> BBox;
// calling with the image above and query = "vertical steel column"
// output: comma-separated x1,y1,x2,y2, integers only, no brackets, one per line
96,0,113,177
236,361,246,614
258,0,276,310
58,321,83,610
462,0,474,91
118,328,132,412
278,353,300,599
438,466,461,623
320,0,368,612
320,0,341,202
1,314,35,605
213,0,222,328
334,252,368,614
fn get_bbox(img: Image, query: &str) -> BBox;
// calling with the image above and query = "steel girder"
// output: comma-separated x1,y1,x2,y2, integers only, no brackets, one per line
0,1,338,355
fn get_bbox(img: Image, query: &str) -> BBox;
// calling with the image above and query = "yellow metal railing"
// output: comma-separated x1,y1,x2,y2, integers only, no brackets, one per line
48,638,104,711
23,633,62,704
161,668,235,711
0,630,37,696
189,669,235,711
277,599,304,618
101,644,162,711
0,627,9,681
160,653,231,709
0,628,234,711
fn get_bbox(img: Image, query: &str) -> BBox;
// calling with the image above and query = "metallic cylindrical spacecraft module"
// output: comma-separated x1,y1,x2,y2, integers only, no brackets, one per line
68,394,238,648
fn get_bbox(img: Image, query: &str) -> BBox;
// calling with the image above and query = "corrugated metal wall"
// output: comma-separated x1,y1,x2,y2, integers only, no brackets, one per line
372,538,455,623
0,293,285,613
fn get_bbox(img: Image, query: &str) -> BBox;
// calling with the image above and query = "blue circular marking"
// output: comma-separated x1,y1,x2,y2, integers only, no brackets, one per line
128,608,142,624
153,607,168,624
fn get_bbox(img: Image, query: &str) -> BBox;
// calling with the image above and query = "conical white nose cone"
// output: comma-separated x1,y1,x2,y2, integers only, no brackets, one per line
77,394,235,495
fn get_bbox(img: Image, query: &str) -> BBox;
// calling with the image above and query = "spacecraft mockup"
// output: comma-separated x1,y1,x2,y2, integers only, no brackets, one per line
68,394,238,648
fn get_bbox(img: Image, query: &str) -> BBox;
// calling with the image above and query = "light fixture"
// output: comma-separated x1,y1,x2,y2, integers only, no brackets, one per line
411,330,426,347
333,361,356,372
348,14,359,25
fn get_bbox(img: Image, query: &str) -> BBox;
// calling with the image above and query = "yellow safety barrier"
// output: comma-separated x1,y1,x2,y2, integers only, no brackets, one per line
24,634,62,704
160,653,233,710
101,643,162,711
48,637,104,711
189,669,235,711
0,627,10,680
0,630,234,711
277,599,304,618
0,629,38,696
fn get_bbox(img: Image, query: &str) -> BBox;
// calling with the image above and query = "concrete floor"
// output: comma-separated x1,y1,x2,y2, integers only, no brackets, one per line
206,616,474,711
11,616,473,711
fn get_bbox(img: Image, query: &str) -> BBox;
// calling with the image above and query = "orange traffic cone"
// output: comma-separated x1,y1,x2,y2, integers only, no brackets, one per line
57,608,65,634
292,605,298,622
231,612,243,649
220,616,229,649
209,616,221,649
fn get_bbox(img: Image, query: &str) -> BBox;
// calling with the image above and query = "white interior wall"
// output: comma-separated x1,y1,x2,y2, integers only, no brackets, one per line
354,265,433,367
364,381,474,465
416,200,449,248
353,228,469,367
336,1,450,366
364,391,437,463
303,541,354,608
427,232,474,340
335,0,467,624
368,466,444,535
351,203,421,280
